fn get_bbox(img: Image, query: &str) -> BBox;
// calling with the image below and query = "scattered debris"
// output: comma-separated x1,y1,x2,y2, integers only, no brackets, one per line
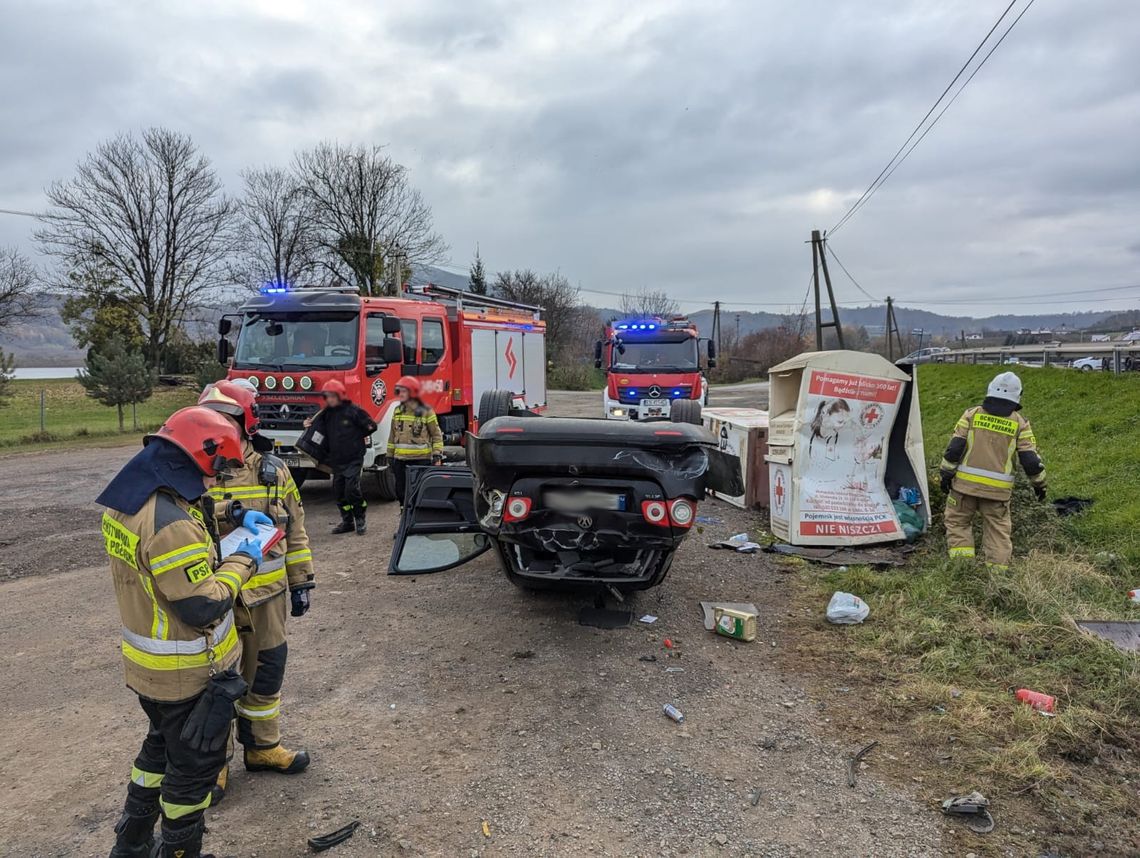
713,606,757,641
1129,589,1140,604
664,667,685,674
578,606,631,629
699,601,758,631
826,592,870,625
663,703,685,723
663,638,675,649
308,820,361,852
481,821,491,838
1052,496,1094,517
1075,620,1140,653
941,791,995,834
695,514,724,525
639,614,658,624
748,789,762,806
766,542,912,567
950,688,962,699
511,649,535,659
1014,688,1056,713
708,532,760,553
638,654,657,663
713,832,728,846
846,740,878,787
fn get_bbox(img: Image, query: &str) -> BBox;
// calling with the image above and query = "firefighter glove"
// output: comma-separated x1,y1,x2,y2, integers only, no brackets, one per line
291,587,312,617
180,669,248,753
432,454,443,466
231,538,262,567
940,470,954,495
1034,484,1047,502
241,509,275,532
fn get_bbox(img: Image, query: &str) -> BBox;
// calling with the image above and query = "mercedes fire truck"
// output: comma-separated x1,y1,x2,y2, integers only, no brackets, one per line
218,283,546,499
594,316,716,420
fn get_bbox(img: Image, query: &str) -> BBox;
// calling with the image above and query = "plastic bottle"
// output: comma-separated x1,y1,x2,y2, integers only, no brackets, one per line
1128,588,1140,603
1014,688,1056,713
662,704,685,723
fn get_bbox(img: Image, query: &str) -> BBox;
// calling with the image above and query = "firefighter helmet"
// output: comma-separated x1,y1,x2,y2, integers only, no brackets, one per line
198,380,260,437
987,371,1022,404
394,375,421,398
146,406,245,477
320,379,347,398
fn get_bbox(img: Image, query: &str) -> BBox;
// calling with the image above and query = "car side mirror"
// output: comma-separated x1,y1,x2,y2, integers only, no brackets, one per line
707,357,717,369
218,318,232,336
594,340,603,369
383,337,403,364
216,337,231,365
382,317,401,334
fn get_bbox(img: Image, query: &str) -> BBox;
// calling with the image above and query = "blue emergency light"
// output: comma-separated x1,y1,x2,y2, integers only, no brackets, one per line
615,319,658,331
260,284,289,294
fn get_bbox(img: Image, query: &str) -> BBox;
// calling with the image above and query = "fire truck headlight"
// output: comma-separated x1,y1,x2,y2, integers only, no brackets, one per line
282,376,295,390
264,376,277,390
247,376,260,388
299,376,312,391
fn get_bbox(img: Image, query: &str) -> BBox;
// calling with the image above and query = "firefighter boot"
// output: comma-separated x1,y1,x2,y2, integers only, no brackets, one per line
208,764,228,806
354,507,367,536
158,819,214,858
244,743,311,774
107,803,159,858
331,510,355,535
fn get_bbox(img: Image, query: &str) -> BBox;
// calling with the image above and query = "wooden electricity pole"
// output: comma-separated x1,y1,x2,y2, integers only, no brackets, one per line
712,301,722,354
885,296,904,360
811,229,844,350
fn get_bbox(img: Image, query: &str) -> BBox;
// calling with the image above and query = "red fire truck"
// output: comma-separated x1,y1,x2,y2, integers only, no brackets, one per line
594,316,716,421
218,283,546,499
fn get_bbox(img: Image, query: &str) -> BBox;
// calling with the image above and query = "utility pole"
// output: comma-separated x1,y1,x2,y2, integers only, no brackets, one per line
885,296,904,361
735,313,741,341
811,229,844,350
712,301,722,354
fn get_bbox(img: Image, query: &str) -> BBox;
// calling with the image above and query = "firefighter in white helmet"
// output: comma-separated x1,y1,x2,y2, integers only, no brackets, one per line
939,371,1046,570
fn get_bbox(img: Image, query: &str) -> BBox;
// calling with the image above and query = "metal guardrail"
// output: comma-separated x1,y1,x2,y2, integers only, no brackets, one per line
941,342,1140,373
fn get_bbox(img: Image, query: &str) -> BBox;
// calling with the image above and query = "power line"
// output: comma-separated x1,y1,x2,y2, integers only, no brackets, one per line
830,0,1027,235
0,207,42,218
826,244,880,302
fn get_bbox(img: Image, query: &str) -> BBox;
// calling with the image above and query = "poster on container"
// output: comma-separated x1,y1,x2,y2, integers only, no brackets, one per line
796,369,903,541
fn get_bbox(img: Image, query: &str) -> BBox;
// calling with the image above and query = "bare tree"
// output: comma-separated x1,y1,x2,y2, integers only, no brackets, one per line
619,287,679,318
236,166,316,290
36,128,234,369
0,246,39,331
294,142,447,296
492,270,580,356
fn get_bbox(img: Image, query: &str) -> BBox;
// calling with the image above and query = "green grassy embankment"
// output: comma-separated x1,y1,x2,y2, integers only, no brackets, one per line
0,379,197,450
797,364,1140,852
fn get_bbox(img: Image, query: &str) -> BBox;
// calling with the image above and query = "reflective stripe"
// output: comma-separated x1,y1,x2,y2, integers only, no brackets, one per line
971,413,1018,436
139,574,168,640
986,563,1009,571
235,701,280,720
957,466,1015,489
209,486,269,499
949,547,976,558
285,548,312,564
215,569,244,596
150,544,209,575
131,765,164,789
160,794,211,820
121,614,238,671
243,557,286,591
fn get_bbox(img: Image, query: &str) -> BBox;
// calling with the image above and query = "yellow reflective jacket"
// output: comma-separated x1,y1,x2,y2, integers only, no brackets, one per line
941,405,1046,501
386,402,444,461
206,440,313,608
103,490,256,702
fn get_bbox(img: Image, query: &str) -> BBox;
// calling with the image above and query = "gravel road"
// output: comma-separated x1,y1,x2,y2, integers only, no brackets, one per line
0,383,947,857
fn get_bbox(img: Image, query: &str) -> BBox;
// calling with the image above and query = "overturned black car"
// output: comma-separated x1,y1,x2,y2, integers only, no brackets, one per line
389,403,742,593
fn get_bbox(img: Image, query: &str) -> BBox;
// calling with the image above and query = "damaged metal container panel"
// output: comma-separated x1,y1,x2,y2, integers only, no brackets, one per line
701,407,770,509
765,351,929,546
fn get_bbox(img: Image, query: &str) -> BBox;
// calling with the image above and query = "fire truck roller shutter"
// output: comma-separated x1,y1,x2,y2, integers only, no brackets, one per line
522,331,546,409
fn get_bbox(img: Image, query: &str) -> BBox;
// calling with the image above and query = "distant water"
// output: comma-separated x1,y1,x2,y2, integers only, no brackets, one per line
12,367,81,380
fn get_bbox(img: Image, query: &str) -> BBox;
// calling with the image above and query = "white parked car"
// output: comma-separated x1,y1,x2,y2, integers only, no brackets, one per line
897,347,951,365
1070,356,1105,372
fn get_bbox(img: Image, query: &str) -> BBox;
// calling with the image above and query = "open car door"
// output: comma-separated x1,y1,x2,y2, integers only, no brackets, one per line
389,465,492,575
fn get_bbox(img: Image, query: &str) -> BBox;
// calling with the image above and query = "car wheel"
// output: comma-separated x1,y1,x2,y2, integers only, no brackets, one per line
670,400,703,425
478,389,513,429
374,466,398,502
1082,366,1092,372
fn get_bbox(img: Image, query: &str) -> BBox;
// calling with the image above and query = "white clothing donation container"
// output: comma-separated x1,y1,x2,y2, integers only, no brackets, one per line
701,407,769,509
765,351,929,546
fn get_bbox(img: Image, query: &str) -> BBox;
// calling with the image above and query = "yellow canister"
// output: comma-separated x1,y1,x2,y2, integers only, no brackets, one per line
714,606,757,641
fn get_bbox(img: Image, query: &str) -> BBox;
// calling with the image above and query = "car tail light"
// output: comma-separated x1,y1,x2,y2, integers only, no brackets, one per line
641,500,669,527
504,496,532,522
668,498,695,528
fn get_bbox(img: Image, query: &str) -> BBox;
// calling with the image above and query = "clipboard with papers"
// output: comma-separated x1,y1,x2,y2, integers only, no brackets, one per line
220,521,285,559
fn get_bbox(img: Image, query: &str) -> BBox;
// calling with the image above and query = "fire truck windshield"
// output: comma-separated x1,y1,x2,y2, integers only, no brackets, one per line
612,339,698,372
233,311,360,370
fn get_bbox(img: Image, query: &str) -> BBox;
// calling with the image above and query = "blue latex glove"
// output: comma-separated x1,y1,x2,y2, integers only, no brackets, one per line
241,509,274,533
232,538,262,567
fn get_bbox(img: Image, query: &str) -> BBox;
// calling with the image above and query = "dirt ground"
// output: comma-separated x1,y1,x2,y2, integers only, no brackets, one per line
0,383,951,857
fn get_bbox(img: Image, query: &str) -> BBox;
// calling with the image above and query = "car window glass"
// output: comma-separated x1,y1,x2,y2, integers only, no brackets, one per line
400,319,418,364
394,532,489,573
422,319,445,365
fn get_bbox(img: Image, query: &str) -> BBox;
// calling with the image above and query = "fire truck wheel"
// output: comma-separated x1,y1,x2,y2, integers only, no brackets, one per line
478,389,513,430
670,400,703,425
374,467,398,502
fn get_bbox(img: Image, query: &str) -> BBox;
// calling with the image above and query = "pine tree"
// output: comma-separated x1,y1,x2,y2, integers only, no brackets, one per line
78,341,154,431
469,246,488,295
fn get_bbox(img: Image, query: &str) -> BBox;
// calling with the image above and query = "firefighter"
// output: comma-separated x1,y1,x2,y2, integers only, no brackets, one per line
387,375,445,505
305,379,377,534
198,380,314,800
99,407,265,858
939,371,1046,570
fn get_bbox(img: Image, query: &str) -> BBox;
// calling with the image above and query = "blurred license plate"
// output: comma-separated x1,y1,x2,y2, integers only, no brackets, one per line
641,398,669,408
543,489,627,513
281,454,301,468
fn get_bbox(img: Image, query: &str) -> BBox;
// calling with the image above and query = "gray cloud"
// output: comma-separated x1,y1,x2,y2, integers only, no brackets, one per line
1,0,1138,315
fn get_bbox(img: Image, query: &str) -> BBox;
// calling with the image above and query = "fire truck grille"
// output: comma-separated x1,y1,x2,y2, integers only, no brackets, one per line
617,385,692,405
257,400,322,431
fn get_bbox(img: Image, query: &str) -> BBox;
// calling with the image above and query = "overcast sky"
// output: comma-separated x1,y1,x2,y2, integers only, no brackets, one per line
1,0,1138,315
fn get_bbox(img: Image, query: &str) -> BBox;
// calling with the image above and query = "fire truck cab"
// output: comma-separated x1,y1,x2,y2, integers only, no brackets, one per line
218,283,546,500
594,316,715,421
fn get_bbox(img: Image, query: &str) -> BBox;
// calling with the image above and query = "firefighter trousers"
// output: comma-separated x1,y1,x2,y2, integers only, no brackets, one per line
392,457,431,507
944,489,1013,569
124,694,227,833
236,592,289,749
332,459,365,522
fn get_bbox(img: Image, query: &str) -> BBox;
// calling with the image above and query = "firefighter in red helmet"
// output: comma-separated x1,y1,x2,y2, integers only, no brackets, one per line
303,379,377,534
98,407,263,858
387,375,444,506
